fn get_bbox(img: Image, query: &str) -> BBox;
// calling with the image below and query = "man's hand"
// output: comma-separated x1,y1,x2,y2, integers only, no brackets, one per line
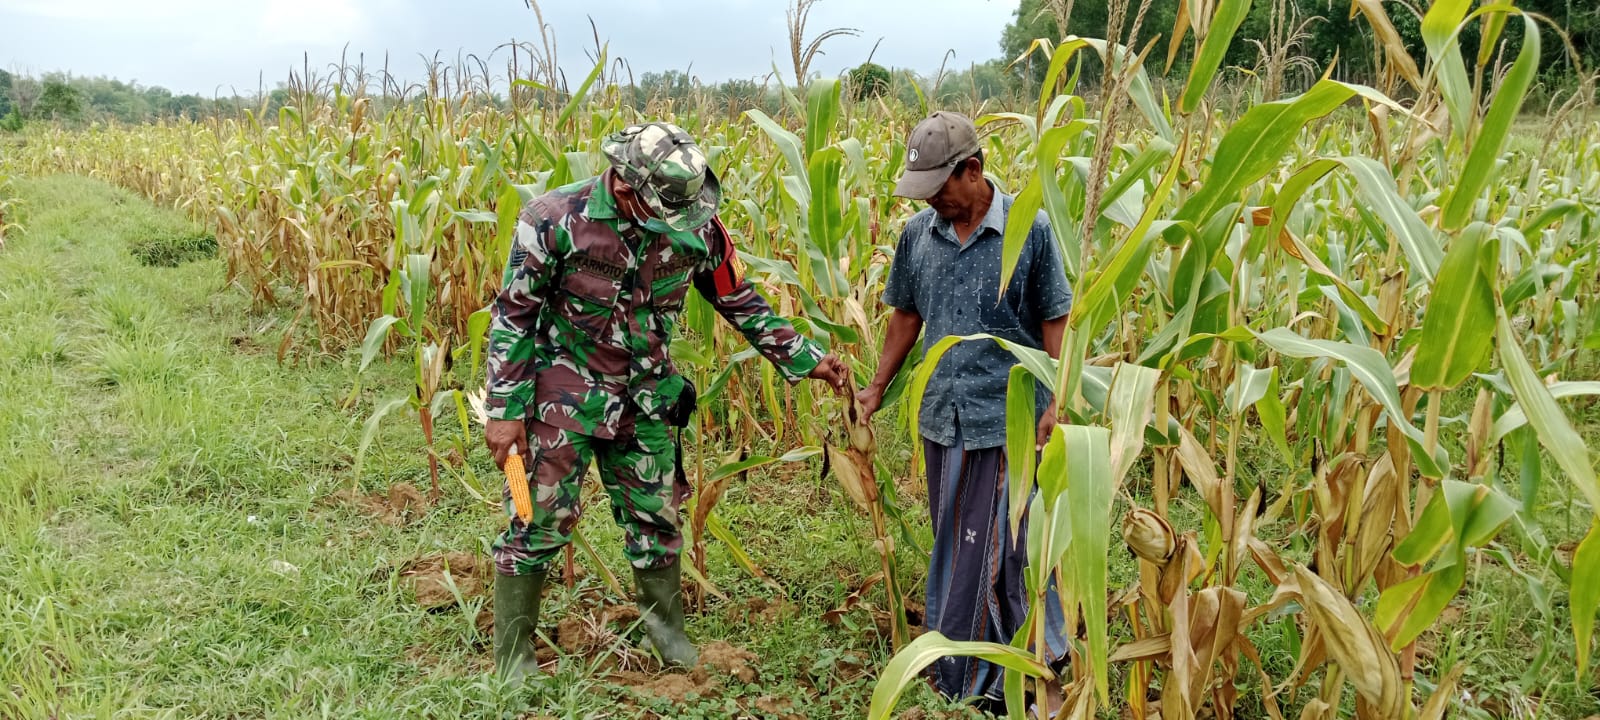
486,418,531,470
1036,404,1058,452
808,354,850,398
856,382,885,421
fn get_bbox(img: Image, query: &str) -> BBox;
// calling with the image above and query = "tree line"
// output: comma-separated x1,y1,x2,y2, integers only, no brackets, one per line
4,0,1594,131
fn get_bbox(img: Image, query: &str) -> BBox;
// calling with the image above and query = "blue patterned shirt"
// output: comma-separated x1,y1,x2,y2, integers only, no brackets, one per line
881,183,1073,449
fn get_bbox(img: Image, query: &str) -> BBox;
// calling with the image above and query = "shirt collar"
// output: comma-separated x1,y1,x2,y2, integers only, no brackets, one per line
932,181,1005,246
583,169,620,222
584,168,677,234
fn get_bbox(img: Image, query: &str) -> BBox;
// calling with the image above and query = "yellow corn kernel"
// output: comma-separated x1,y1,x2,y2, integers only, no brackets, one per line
504,452,534,523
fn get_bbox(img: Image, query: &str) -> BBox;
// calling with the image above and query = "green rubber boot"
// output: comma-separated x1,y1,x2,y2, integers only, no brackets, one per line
633,559,699,667
493,572,544,680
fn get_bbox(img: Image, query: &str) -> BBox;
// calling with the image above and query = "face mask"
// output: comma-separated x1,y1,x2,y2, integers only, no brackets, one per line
639,216,675,234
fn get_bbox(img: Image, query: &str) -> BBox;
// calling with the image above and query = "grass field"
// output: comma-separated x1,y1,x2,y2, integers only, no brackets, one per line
3,174,1597,718
0,175,976,719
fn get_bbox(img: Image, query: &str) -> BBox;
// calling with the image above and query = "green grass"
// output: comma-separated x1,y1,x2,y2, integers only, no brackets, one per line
1,175,1596,719
0,176,974,719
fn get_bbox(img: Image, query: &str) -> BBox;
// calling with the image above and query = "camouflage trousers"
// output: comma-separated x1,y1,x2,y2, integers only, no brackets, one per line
492,417,688,576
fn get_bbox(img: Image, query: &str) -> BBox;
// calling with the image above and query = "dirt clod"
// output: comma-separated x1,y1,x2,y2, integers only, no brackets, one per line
610,670,718,703
397,552,489,608
697,640,758,683
722,597,794,626
327,481,433,526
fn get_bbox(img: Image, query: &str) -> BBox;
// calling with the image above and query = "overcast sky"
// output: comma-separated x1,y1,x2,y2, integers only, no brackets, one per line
1,0,1021,95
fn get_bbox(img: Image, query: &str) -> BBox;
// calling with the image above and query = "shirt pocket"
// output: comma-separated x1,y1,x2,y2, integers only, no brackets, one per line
981,282,1027,336
558,265,623,341
650,259,696,313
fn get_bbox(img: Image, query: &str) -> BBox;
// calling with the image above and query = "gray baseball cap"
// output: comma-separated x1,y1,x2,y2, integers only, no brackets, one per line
893,111,980,199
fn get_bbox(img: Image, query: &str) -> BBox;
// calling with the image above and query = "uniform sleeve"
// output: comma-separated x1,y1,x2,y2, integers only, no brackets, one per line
1030,215,1073,320
880,224,918,313
692,218,824,382
485,209,558,420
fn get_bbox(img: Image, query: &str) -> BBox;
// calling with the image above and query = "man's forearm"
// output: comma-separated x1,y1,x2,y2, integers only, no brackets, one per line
1039,315,1069,419
868,309,924,390
1042,315,1067,361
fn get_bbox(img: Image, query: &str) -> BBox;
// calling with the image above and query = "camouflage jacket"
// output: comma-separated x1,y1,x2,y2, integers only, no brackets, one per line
485,171,824,438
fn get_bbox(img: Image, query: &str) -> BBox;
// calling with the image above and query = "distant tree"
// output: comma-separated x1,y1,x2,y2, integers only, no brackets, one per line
848,62,891,101
638,70,694,105
994,0,1596,94
7,73,41,119
0,69,12,117
717,78,765,114
892,69,927,111
933,60,1020,104
266,88,292,116
36,79,85,121
170,94,205,120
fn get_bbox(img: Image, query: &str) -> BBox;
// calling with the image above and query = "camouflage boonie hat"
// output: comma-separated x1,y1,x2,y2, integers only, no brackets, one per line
602,122,721,231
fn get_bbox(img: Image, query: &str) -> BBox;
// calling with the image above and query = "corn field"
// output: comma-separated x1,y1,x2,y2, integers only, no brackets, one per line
5,0,1600,716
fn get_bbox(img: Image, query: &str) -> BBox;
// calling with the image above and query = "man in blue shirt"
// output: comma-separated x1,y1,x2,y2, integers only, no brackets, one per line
857,111,1072,706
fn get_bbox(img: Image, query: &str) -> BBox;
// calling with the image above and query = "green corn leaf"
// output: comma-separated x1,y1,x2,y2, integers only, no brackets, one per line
1106,363,1160,483
1572,522,1600,679
806,145,847,295
1258,366,1292,462
1178,81,1366,226
354,394,411,477
744,109,809,195
998,178,1045,300
1084,38,1174,141
493,183,522,281
1413,222,1499,389
867,632,1053,720
1071,145,1189,332
706,513,782,590
1492,381,1600,442
1100,139,1176,220
402,253,432,333
1181,0,1253,114
1256,328,1448,477
1376,561,1467,650
1422,0,1474,141
1521,198,1586,235
1377,481,1517,648
1341,156,1443,285
1228,363,1274,418
804,78,842,162
1039,155,1079,280
555,50,606,131
1006,365,1039,541
709,446,822,482
1442,13,1540,230
1030,121,1096,279
1062,424,1114,702
1496,307,1600,513
1035,37,1092,122
1037,425,1067,507
1265,159,1390,334
358,315,404,374
465,308,491,381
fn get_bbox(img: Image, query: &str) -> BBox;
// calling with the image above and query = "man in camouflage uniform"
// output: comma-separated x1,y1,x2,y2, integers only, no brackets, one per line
483,121,849,677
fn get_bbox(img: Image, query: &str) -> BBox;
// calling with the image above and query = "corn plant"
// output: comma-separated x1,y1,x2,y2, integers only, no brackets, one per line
870,2,1599,718
10,8,1597,714
0,171,18,250
352,253,455,499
